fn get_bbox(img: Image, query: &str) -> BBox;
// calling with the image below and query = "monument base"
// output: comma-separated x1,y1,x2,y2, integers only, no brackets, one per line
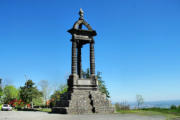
52,90,114,114
67,74,98,91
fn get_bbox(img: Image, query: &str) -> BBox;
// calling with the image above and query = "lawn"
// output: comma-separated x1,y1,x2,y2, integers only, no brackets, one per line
116,109,180,120
36,108,51,112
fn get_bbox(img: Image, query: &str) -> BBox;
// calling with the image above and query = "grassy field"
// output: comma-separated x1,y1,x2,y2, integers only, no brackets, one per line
117,109,180,120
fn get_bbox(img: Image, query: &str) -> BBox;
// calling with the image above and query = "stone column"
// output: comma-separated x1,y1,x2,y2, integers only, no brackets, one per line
77,45,82,78
90,42,95,75
71,40,77,75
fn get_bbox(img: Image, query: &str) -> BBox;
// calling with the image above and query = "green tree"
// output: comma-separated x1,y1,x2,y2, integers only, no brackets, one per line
33,96,44,107
97,71,110,98
3,85,19,104
19,80,42,108
82,68,90,78
0,78,3,104
50,84,68,108
82,68,110,98
170,105,177,110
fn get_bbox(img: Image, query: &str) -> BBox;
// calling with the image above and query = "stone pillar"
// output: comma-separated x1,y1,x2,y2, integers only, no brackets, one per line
71,40,77,75
90,42,95,75
77,45,82,78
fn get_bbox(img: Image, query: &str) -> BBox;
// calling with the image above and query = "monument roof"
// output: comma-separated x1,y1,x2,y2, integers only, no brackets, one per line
68,8,97,36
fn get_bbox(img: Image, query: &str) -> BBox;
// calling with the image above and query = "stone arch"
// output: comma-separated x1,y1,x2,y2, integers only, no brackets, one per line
73,20,93,30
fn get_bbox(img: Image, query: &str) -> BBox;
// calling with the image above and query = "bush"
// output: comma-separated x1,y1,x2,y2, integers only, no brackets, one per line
170,105,177,110
177,105,180,110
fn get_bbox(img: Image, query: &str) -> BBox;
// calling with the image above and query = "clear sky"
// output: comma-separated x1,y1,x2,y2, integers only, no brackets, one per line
0,0,180,102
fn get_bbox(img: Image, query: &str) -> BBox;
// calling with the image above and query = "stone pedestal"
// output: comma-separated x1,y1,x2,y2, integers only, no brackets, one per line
52,90,114,114
67,74,98,91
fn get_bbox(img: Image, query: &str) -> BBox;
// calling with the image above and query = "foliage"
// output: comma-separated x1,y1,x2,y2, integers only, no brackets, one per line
136,94,144,109
33,97,44,106
0,87,2,98
170,105,177,110
19,80,42,106
115,101,130,111
3,85,19,104
58,84,68,94
38,80,52,106
82,68,110,98
10,99,24,108
0,78,3,104
50,84,68,108
97,72,110,98
15,103,25,109
0,104,2,110
82,68,90,78
177,105,180,110
50,84,68,101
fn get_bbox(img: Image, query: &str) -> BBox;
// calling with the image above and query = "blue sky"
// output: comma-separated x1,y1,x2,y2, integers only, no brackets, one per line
0,0,180,102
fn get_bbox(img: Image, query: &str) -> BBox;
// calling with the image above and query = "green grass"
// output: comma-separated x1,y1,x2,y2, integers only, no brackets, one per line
116,109,180,120
36,108,51,112
142,108,180,116
0,104,2,110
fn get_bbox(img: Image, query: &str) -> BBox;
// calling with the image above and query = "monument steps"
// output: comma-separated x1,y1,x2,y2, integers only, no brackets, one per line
52,90,114,114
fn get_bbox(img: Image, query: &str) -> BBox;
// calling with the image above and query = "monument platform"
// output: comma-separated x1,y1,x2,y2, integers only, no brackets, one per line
52,90,114,114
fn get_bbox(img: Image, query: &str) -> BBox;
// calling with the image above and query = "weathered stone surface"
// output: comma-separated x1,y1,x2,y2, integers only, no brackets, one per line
52,9,114,114
52,90,114,114
78,79,91,85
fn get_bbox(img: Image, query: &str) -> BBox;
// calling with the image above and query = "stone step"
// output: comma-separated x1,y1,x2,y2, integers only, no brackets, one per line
53,90,114,114
52,107,94,114
56,100,70,107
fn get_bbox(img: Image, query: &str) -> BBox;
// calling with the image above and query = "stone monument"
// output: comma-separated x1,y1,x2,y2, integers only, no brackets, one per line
52,9,114,114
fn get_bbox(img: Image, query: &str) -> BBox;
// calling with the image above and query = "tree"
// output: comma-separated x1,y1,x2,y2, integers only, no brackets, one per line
38,80,52,106
97,72,110,98
136,94,144,109
3,85,19,104
82,68,90,78
82,68,110,98
50,84,68,108
32,96,44,107
0,78,3,104
19,80,42,108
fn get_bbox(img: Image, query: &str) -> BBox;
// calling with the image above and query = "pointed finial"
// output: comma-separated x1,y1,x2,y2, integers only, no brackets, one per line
79,8,84,20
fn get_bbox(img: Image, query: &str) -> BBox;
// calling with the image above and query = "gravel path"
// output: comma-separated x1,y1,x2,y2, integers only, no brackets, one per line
0,111,165,120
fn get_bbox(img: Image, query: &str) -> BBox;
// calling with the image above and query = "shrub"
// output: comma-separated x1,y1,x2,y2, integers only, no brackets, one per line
177,105,180,110
170,105,177,110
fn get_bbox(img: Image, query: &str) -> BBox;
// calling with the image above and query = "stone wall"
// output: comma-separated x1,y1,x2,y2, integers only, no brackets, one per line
52,90,114,114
